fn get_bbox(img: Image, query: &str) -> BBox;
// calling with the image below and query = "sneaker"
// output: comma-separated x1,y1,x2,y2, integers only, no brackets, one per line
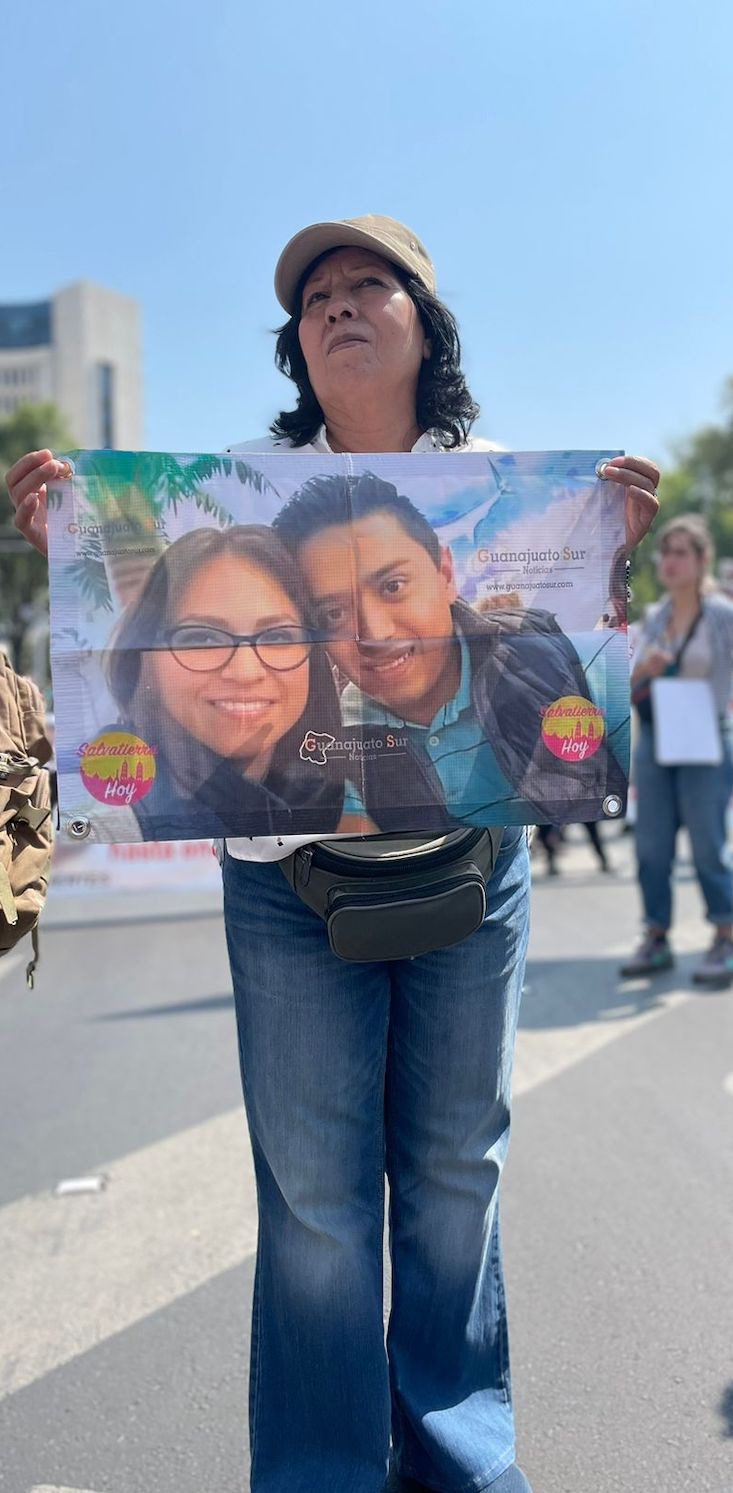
693,934,733,987
620,932,674,978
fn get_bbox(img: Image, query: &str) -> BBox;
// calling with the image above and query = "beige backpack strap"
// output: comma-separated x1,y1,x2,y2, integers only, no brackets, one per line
15,672,53,766
0,863,18,924
0,652,22,750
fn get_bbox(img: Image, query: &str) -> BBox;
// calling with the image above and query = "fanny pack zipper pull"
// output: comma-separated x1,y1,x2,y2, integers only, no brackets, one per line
299,847,314,888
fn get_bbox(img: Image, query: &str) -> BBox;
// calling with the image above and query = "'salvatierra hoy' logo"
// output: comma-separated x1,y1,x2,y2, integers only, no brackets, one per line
79,731,157,806
541,695,605,761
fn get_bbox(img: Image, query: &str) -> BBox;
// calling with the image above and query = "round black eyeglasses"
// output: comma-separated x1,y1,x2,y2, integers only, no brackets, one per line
162,624,313,673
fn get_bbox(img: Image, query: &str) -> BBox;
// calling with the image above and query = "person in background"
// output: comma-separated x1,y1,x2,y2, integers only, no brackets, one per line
535,820,613,876
621,514,733,983
7,213,659,1493
582,818,614,872
534,822,563,876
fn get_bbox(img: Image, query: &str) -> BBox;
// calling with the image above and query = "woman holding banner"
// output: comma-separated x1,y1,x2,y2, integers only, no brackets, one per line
7,214,659,1493
622,514,733,985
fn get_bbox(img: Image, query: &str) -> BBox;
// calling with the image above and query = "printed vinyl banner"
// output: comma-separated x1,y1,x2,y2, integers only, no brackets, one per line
47,450,631,843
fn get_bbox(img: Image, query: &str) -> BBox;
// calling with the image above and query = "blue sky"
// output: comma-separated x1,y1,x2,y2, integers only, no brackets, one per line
5,0,732,468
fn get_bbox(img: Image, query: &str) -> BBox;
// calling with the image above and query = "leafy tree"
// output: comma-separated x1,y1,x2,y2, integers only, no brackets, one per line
0,403,77,644
69,450,279,611
1,410,276,668
630,377,733,616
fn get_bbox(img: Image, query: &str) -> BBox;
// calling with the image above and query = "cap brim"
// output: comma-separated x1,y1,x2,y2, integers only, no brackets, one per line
274,221,426,314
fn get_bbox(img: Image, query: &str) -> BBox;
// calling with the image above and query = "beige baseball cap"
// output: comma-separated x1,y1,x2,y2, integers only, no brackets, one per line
274,214,437,314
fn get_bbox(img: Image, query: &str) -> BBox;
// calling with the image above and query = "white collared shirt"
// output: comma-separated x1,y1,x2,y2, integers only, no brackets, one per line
224,424,501,861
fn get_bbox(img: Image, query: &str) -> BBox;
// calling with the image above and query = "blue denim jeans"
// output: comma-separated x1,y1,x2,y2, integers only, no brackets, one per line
634,722,733,931
222,828,531,1493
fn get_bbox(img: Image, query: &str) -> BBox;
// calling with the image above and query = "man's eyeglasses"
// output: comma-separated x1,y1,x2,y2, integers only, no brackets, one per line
162,624,313,674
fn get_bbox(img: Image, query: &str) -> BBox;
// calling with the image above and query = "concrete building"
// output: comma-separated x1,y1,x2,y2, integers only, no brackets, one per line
0,281,143,448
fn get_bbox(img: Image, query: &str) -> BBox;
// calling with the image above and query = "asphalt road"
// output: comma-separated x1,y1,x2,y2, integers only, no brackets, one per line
1,828,731,1493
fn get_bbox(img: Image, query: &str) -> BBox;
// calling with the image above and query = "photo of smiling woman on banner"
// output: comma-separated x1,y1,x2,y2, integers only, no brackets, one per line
101,524,360,840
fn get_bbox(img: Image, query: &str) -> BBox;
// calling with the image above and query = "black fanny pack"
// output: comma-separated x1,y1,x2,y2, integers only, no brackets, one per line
280,827,504,962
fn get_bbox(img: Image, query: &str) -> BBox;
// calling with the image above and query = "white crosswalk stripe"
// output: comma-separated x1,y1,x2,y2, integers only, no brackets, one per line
512,986,689,1095
2,1109,256,1399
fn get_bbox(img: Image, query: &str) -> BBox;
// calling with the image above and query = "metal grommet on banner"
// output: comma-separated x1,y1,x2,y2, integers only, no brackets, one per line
595,459,610,480
61,456,76,478
67,817,91,840
602,795,623,818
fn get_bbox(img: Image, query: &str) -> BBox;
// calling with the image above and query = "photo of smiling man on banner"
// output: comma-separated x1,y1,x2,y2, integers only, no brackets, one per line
272,469,628,831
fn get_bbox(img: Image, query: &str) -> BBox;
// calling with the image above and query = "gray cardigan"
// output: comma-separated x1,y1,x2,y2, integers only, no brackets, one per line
638,591,733,715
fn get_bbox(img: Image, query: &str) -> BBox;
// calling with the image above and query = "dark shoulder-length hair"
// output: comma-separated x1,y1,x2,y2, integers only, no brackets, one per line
270,256,480,450
106,524,342,777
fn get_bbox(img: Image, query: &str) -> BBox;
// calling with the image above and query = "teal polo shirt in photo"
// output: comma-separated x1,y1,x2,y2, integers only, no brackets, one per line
340,630,527,825
340,626,629,826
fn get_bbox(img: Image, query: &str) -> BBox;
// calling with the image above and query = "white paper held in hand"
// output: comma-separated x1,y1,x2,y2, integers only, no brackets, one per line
651,678,723,765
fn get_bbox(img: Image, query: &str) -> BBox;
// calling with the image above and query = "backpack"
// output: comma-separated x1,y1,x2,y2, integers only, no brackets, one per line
0,653,54,987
